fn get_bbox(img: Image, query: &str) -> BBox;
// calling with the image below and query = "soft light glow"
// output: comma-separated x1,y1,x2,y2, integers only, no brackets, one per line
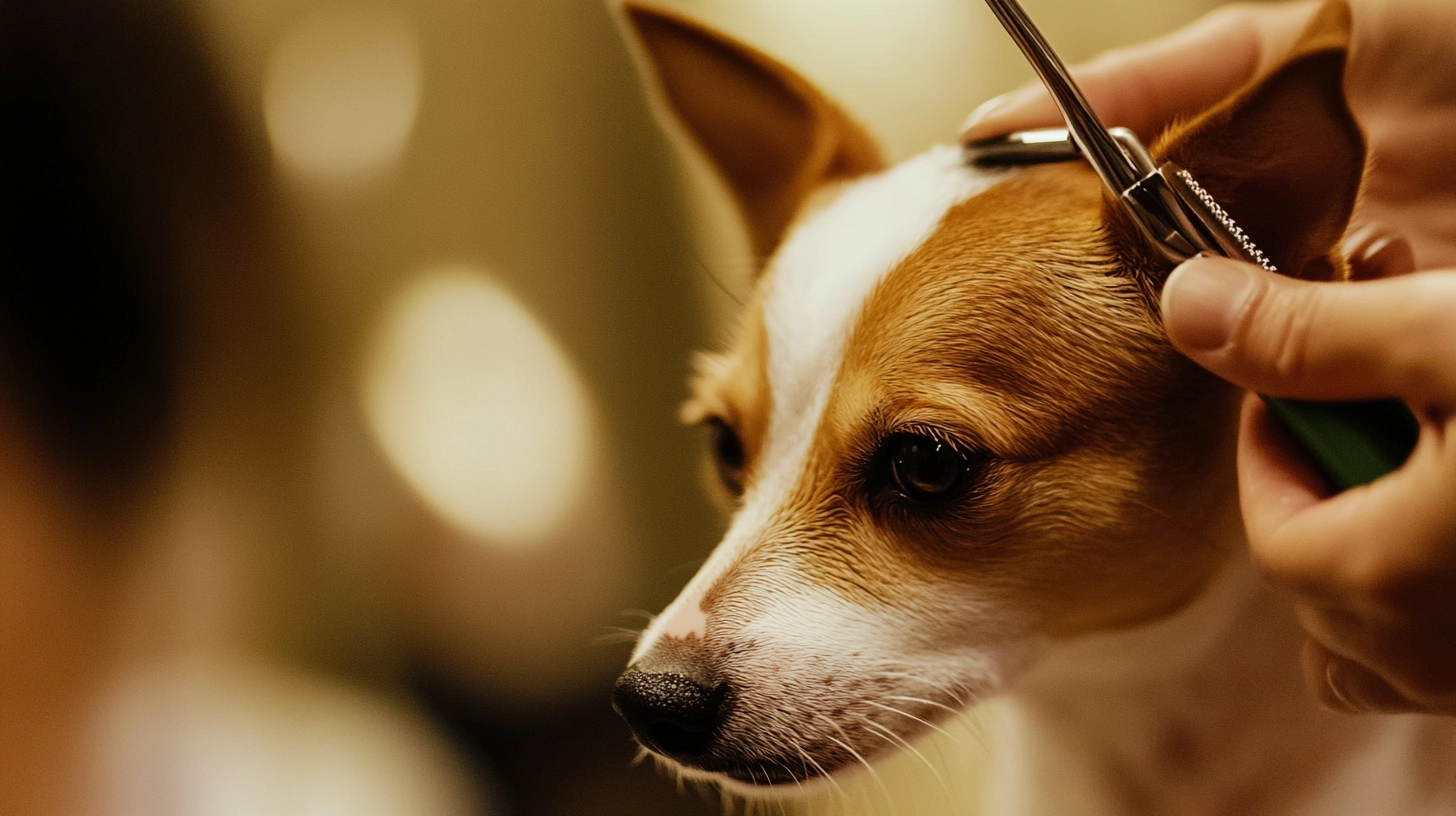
263,7,422,183
94,661,487,816
363,268,592,548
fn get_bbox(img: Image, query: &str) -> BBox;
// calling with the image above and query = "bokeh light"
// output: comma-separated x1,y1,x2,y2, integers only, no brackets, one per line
263,6,422,183
94,661,490,816
362,267,593,549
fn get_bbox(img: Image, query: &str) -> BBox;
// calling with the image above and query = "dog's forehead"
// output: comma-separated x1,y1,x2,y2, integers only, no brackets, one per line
757,145,1010,485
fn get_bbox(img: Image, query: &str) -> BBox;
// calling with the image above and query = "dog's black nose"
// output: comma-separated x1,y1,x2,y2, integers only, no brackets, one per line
612,641,731,761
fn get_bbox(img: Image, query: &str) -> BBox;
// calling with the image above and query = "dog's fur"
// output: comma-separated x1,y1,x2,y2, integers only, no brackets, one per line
617,3,1456,812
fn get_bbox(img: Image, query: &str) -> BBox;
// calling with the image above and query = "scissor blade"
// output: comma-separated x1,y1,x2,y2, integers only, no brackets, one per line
982,0,1142,193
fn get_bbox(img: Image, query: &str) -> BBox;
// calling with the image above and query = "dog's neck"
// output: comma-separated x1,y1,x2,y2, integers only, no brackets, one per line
984,537,1401,816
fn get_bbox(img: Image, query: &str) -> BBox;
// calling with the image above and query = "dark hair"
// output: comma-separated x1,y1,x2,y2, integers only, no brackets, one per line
0,0,257,497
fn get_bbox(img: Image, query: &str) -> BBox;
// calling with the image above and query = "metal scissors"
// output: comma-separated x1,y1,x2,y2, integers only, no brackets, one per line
967,0,1418,490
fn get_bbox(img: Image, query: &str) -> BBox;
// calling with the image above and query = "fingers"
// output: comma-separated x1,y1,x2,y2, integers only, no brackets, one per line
1162,255,1456,406
961,2,1318,143
1240,394,1456,714
1241,389,1454,596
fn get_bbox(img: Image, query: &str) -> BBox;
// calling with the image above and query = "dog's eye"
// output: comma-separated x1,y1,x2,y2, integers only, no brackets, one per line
706,417,745,495
881,433,979,503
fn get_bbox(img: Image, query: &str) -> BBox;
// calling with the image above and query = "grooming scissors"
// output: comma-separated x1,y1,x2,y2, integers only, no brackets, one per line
969,0,1418,490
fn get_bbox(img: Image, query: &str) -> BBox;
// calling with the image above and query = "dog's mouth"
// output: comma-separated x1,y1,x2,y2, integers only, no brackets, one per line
718,760,820,787
657,744,864,790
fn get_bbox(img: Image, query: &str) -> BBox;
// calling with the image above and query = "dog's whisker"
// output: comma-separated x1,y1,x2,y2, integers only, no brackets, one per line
1126,497,1226,552
766,753,806,799
592,628,644,646
865,699,966,748
818,714,898,816
793,733,849,809
881,693,962,717
870,670,969,703
855,712,953,808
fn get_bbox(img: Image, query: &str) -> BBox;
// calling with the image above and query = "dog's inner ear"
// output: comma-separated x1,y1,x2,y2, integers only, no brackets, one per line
1143,0,1364,281
622,4,885,263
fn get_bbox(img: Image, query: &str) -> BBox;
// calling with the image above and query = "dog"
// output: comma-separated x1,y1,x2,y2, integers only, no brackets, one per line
611,2,1456,812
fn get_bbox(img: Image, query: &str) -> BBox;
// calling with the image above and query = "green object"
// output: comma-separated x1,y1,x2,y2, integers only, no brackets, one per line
1262,396,1419,490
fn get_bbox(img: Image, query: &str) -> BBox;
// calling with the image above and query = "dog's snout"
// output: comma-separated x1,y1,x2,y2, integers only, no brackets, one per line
612,639,730,761
613,669,729,759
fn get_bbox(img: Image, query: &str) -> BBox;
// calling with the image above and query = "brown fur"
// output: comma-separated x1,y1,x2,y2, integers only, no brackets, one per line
621,4,884,261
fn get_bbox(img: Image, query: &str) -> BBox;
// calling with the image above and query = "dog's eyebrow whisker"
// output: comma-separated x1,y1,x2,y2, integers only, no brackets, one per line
865,699,967,748
618,608,656,622
855,712,954,808
818,715,898,816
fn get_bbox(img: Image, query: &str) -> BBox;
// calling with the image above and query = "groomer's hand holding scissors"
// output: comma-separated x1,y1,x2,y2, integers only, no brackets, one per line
964,0,1456,716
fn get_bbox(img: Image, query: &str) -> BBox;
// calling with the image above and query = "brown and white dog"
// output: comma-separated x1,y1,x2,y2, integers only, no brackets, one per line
612,2,1456,812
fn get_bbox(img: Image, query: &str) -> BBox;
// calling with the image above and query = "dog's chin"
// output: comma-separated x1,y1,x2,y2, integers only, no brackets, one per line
643,745,877,800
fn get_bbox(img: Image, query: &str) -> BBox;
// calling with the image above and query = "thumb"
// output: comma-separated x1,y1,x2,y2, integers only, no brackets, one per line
1161,255,1456,406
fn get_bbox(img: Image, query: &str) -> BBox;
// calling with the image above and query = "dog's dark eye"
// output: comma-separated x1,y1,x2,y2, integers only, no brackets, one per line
706,417,745,495
880,433,979,503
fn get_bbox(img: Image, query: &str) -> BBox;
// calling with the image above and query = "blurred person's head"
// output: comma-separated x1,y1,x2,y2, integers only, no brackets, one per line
0,1,283,812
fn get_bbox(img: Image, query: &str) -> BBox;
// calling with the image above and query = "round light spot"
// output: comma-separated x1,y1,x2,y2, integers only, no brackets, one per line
363,268,592,548
263,7,422,183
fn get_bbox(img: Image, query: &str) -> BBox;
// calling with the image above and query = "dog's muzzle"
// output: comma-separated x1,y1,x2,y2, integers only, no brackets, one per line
612,637,731,763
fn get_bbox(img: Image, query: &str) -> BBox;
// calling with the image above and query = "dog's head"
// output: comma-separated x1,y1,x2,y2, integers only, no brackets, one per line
613,1,1363,792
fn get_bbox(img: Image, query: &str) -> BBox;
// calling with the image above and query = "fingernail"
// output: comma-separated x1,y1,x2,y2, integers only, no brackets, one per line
961,88,1032,139
1322,655,1415,714
1162,255,1259,351
1341,222,1416,281
1340,223,1382,261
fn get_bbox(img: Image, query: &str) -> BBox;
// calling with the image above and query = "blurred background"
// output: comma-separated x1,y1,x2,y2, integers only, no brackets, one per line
0,0,1224,814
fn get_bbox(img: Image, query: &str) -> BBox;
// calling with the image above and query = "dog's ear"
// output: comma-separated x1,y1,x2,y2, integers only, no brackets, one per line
619,3,885,262
1144,0,1364,281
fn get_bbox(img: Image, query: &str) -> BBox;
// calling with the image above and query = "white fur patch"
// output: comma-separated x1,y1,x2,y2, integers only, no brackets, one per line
634,146,1009,660
759,145,1008,497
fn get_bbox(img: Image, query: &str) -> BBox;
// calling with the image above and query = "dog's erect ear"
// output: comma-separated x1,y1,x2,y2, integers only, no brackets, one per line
620,3,885,262
1148,0,1364,281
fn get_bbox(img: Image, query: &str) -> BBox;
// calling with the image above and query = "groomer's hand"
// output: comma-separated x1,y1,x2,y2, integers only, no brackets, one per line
962,0,1456,268
1161,251,1456,716
962,0,1456,714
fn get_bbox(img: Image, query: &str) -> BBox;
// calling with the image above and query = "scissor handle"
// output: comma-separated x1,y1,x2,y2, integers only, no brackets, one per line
982,0,1142,192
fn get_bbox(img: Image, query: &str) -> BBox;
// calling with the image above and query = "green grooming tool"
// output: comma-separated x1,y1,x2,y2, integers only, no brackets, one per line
1263,397,1419,490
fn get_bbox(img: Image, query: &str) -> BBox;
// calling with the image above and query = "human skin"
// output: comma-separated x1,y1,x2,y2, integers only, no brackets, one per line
962,0,1456,715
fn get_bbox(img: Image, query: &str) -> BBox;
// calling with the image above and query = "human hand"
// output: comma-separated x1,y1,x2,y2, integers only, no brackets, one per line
1162,246,1456,715
962,0,1456,269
